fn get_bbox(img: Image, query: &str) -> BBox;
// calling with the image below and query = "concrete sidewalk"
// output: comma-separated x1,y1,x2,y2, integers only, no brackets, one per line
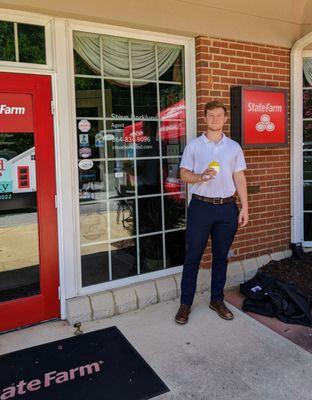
1,293,312,400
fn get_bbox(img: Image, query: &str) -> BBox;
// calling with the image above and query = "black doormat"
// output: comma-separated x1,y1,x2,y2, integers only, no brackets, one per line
0,326,169,400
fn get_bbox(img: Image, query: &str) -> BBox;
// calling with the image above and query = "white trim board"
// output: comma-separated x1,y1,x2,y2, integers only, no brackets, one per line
291,33,312,245
0,10,54,70
78,265,183,297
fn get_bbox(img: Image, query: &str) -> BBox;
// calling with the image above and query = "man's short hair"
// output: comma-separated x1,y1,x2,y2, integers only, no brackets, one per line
204,101,227,116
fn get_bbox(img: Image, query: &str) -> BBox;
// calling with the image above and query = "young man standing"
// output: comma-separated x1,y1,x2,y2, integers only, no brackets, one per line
175,101,248,324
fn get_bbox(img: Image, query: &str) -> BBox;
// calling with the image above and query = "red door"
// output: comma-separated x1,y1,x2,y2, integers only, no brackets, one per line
0,73,59,332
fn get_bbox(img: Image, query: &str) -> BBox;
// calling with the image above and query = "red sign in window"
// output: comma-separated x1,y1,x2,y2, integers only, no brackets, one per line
0,93,33,132
18,166,30,189
231,87,288,147
122,99,186,142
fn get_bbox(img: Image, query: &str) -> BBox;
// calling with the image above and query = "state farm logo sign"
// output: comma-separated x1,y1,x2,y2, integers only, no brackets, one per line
243,88,287,146
0,360,104,398
0,104,25,114
0,93,33,132
255,114,275,132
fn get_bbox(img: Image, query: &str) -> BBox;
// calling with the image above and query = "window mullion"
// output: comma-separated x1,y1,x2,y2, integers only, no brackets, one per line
128,41,140,276
13,22,19,62
155,44,167,269
100,35,112,281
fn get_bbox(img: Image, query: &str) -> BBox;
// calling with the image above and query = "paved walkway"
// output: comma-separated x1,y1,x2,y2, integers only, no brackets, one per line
225,288,312,353
1,294,312,399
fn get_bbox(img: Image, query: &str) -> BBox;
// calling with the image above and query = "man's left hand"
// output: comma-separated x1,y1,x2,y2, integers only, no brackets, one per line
238,208,249,227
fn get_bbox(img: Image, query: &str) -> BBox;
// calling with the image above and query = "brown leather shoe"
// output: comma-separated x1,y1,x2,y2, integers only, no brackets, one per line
209,300,234,320
175,304,191,324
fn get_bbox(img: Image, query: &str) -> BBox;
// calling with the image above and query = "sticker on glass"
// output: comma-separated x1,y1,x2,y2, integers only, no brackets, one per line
95,132,104,148
79,147,92,158
78,159,94,170
104,134,114,141
78,119,91,133
79,134,89,147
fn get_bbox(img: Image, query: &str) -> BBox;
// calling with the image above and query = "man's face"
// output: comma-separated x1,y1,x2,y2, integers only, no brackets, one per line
204,107,227,132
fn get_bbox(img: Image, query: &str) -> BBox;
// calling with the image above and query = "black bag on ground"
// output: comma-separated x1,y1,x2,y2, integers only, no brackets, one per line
240,273,312,327
239,273,275,300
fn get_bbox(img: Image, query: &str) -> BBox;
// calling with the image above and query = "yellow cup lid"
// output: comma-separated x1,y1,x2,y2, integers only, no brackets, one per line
208,161,220,167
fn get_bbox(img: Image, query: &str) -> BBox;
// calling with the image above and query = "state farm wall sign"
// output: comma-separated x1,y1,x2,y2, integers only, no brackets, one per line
0,93,33,133
230,86,288,147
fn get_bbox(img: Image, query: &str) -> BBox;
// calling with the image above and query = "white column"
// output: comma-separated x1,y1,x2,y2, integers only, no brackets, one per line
53,19,80,318
291,32,312,245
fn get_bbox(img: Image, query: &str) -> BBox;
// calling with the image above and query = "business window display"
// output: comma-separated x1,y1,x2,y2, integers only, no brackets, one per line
73,32,187,286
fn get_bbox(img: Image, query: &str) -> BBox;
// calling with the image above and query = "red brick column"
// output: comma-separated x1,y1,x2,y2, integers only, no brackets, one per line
195,37,291,267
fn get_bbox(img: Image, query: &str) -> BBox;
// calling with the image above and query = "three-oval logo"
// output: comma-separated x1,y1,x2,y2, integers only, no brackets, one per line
255,114,275,133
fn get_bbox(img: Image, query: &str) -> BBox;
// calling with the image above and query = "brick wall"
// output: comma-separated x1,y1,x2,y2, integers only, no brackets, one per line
195,37,291,267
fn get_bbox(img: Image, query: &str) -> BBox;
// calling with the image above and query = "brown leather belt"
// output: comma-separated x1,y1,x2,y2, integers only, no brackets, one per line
192,194,236,205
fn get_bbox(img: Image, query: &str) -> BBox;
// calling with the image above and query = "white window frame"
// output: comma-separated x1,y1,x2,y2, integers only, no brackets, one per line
61,21,196,298
291,32,312,247
0,9,54,70
302,50,312,246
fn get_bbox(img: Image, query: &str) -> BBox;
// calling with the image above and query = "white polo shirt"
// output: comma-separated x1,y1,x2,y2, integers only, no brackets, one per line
180,133,247,198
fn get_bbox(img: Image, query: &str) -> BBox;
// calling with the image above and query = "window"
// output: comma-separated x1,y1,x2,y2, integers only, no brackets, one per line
73,31,187,287
17,166,30,189
303,58,312,240
0,20,46,64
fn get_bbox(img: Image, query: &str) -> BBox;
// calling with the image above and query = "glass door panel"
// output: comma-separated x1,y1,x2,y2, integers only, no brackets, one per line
0,132,40,302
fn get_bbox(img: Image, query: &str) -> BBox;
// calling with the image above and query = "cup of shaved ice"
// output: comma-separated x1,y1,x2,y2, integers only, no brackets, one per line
208,160,220,174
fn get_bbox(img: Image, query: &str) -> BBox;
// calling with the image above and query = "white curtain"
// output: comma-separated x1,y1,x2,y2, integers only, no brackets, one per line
304,58,312,86
73,33,181,86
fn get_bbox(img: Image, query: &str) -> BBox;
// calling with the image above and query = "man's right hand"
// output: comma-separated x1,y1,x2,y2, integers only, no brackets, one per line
180,167,217,184
199,168,217,182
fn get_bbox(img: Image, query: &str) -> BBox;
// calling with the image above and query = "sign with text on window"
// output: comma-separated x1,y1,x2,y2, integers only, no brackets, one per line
0,93,34,133
230,86,288,147
122,100,186,143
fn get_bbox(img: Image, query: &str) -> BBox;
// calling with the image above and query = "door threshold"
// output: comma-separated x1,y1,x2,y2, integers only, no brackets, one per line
0,318,60,336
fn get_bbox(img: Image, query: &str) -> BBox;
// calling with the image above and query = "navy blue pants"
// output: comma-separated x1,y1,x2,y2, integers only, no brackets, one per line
181,197,239,305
